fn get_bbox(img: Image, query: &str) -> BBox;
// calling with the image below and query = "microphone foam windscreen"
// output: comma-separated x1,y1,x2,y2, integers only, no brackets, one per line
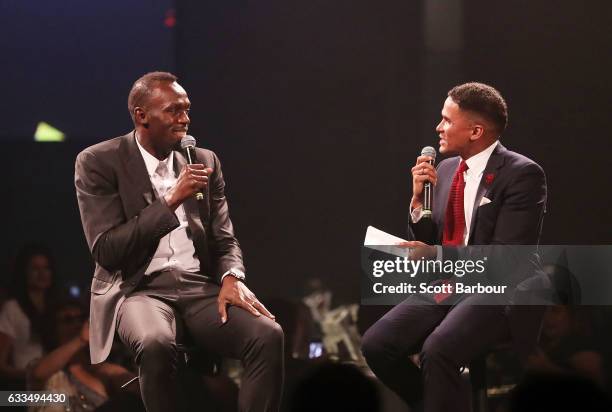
421,146,437,161
180,135,196,149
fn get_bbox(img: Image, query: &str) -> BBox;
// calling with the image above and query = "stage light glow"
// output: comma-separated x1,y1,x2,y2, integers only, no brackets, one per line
34,122,65,142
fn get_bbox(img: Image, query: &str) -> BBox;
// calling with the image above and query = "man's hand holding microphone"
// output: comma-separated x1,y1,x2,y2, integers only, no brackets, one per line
410,146,438,212
164,164,213,211
399,146,438,259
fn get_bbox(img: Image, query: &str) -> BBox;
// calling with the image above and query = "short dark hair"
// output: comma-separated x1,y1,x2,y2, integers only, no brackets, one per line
41,298,87,351
127,71,178,122
10,242,57,343
448,82,508,134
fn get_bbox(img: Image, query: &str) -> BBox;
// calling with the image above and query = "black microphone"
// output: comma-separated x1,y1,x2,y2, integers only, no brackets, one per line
180,135,204,201
421,146,437,218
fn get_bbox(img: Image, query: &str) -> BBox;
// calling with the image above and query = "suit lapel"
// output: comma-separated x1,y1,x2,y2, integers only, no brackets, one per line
119,132,157,210
467,143,506,241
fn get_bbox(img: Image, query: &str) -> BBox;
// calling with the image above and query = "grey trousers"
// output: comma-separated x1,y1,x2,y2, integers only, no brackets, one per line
116,269,284,412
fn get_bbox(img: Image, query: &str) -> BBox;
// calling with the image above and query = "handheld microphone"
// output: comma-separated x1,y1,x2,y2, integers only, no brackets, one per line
421,146,437,218
180,135,204,201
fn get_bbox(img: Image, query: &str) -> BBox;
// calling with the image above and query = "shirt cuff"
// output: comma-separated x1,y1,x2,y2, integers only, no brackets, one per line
435,245,443,261
410,206,423,223
221,268,246,283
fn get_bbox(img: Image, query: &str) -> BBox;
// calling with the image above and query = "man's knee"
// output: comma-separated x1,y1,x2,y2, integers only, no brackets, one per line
256,319,284,348
420,332,450,365
246,318,284,360
136,333,177,365
361,322,390,363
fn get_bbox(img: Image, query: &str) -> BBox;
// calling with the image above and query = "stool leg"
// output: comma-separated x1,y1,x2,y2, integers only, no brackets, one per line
470,357,488,412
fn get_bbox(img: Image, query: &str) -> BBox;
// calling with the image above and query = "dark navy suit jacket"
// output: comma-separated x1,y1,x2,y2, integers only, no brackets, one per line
408,142,548,359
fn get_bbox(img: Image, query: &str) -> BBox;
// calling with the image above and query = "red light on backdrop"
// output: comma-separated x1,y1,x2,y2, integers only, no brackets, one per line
164,9,176,28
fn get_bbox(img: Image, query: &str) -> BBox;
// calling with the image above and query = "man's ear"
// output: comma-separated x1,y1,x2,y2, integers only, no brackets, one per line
134,107,148,128
470,123,485,141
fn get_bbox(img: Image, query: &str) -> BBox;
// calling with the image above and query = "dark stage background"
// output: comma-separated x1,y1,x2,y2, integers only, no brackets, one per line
3,0,612,304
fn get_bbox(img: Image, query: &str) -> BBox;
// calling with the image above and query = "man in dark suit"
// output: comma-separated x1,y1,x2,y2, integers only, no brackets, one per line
75,72,283,412
362,82,547,412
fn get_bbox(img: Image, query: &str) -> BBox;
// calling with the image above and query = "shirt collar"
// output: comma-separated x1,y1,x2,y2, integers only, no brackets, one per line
134,133,174,177
465,140,498,176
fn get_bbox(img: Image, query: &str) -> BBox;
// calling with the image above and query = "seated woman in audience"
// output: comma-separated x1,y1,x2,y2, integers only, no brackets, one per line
0,243,57,388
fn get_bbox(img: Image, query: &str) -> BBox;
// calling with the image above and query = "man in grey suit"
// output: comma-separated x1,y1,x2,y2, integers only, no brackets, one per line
75,72,283,412
362,83,547,412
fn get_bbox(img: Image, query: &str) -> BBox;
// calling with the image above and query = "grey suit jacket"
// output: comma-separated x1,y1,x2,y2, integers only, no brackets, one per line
408,142,549,359
75,132,244,364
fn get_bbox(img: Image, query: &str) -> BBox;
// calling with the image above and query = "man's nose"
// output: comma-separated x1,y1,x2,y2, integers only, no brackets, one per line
178,111,190,124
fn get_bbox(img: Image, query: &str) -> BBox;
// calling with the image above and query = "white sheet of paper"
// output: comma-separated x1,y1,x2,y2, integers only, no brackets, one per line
363,226,410,257
364,226,407,245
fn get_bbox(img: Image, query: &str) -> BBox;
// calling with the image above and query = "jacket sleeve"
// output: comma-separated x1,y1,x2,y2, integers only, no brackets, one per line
488,162,546,245
75,149,179,273
207,151,245,282
407,213,438,244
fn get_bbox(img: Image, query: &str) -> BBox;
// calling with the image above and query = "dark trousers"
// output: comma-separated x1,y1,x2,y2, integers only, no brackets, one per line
361,294,510,412
116,269,284,412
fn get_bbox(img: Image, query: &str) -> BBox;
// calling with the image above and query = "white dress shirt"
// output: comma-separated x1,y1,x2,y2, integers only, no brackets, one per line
135,136,201,275
412,140,499,247
135,135,245,282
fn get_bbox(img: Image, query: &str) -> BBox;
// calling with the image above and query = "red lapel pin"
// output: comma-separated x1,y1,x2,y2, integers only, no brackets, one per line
485,173,495,185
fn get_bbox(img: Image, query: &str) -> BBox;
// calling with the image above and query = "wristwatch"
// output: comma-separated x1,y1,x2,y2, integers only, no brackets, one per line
223,269,245,282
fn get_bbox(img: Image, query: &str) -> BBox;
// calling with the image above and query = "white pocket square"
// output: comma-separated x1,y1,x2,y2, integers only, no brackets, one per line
479,196,492,206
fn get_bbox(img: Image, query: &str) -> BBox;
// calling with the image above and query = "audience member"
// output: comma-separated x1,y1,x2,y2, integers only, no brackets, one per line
28,299,142,412
0,243,57,388
526,305,605,387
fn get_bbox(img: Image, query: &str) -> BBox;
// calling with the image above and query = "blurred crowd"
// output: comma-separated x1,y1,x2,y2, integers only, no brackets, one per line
1,243,611,412
0,243,142,411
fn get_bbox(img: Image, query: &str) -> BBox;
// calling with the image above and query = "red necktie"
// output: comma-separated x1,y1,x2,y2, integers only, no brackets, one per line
435,160,468,303
443,160,469,246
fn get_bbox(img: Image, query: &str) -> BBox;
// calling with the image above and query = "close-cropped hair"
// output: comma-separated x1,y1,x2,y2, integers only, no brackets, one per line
448,82,508,133
127,71,178,121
